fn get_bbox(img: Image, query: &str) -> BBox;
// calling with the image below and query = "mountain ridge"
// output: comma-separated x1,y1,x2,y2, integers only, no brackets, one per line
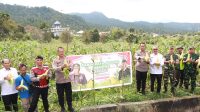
1,3,200,33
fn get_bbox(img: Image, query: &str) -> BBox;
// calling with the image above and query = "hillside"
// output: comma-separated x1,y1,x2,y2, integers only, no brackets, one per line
71,12,200,34
1,3,200,33
0,3,89,30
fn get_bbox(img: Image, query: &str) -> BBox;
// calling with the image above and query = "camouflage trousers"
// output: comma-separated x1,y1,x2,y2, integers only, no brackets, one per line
184,69,197,91
163,69,177,93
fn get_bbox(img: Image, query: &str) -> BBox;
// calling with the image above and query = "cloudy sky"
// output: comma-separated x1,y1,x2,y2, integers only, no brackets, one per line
1,0,200,23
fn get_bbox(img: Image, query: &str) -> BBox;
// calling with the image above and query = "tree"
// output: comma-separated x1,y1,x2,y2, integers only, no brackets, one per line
126,33,138,44
99,33,110,43
82,29,100,43
40,22,49,30
0,12,25,40
60,30,72,43
111,28,125,40
82,30,91,44
129,28,135,33
43,31,52,43
90,29,100,42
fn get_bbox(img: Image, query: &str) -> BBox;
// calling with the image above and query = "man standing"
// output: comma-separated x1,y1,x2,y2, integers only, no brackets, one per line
134,42,149,94
150,46,164,93
176,46,185,88
0,59,18,111
28,56,51,112
52,47,74,112
183,47,199,93
163,47,179,94
15,64,32,112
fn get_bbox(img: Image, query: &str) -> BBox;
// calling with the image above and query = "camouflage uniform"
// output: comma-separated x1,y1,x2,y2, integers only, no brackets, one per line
183,53,199,92
163,54,178,93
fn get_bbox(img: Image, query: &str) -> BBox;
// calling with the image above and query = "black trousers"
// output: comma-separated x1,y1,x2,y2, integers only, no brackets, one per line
136,70,147,92
56,82,73,110
2,93,18,111
177,70,185,87
28,87,49,112
150,74,162,93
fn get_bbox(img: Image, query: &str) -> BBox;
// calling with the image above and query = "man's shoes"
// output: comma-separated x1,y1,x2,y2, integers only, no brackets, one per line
61,108,66,112
68,107,75,112
142,91,145,95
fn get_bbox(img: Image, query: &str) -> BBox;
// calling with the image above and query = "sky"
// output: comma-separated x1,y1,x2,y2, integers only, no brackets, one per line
1,0,200,23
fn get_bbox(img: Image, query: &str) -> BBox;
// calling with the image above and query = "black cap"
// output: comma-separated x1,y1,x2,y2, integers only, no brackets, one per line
176,46,183,49
188,46,195,50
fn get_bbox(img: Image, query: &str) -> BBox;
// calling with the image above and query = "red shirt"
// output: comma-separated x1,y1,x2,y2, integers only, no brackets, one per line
31,66,49,87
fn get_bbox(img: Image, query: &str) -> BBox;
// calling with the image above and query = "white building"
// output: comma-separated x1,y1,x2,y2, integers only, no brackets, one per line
50,21,69,37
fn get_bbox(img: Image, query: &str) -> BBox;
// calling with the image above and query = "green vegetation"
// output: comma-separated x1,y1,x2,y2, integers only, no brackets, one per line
0,36,199,111
0,3,89,31
1,4,200,112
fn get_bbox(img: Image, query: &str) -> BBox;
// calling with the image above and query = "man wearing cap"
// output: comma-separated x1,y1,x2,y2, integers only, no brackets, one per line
176,46,185,88
183,47,199,93
149,46,164,93
163,47,179,94
135,42,149,94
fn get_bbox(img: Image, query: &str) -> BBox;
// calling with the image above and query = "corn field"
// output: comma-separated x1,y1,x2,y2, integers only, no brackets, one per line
0,36,200,111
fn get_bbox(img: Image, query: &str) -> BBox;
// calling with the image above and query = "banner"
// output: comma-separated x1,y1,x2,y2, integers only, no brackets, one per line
66,51,132,91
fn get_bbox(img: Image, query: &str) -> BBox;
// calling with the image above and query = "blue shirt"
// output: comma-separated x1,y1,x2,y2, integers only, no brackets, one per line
15,74,31,99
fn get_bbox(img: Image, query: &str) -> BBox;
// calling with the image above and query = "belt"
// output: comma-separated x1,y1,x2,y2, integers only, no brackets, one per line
35,85,48,88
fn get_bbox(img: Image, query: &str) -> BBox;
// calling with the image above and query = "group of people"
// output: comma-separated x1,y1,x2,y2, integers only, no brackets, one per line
135,42,199,95
0,47,74,112
0,44,199,112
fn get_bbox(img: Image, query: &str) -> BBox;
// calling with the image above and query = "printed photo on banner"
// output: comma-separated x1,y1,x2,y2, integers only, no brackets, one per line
66,51,132,91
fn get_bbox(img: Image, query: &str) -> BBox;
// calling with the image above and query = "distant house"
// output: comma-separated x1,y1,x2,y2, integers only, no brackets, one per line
99,31,110,36
74,30,84,36
50,21,69,37
152,33,159,37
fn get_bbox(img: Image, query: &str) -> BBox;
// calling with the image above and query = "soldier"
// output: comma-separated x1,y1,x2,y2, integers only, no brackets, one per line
183,47,199,93
163,47,179,94
176,46,185,88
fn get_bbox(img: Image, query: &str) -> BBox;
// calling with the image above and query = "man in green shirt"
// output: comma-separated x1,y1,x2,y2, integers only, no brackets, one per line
183,47,199,93
163,47,179,95
176,46,185,88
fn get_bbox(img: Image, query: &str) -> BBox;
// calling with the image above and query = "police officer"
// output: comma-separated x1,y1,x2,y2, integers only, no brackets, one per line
163,46,178,94
183,46,199,93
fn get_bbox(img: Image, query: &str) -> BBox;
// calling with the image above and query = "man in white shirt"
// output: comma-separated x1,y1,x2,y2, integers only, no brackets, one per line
0,59,18,111
150,46,164,93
